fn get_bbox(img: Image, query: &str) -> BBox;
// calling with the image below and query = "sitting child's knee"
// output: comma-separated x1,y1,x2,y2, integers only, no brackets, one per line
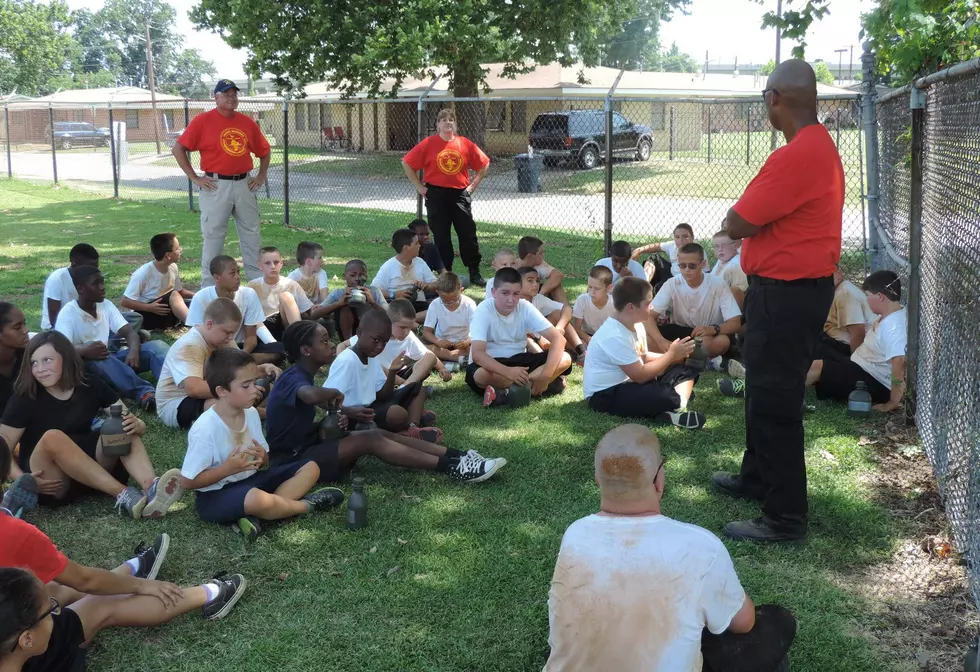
386,405,409,429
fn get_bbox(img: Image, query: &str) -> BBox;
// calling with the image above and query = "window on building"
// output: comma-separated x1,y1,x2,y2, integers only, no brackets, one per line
485,101,506,131
295,104,307,131
650,103,666,131
126,109,139,129
308,103,318,131
321,104,332,129
510,101,526,133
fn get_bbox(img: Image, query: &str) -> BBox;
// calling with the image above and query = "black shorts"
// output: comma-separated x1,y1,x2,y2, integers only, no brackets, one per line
816,333,852,361
194,461,311,524
658,323,694,341
264,314,286,341
137,290,184,331
588,364,698,418
370,382,422,429
35,431,128,508
176,396,207,430
270,439,347,483
814,359,891,404
24,609,86,672
464,351,571,395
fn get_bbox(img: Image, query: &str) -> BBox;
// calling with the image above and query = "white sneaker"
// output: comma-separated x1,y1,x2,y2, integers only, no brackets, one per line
726,360,746,379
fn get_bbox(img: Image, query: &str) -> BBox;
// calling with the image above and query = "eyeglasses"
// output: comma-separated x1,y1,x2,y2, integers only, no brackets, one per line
9,597,60,652
761,87,779,101
677,262,702,270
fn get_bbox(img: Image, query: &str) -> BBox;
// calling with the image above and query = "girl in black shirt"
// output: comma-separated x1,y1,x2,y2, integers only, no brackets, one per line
0,302,29,416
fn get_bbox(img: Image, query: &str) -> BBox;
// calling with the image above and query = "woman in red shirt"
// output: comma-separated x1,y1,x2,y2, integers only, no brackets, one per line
402,109,490,287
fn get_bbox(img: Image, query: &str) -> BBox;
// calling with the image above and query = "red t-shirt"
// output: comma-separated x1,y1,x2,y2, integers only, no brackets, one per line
0,513,69,583
177,109,272,176
734,124,844,280
403,134,490,190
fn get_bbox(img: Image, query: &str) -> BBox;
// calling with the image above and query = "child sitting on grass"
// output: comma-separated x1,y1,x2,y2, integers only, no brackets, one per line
179,347,343,540
518,236,567,305
631,222,696,286
318,259,388,340
595,240,646,284
287,241,330,305
518,266,585,362
264,320,505,484
372,228,439,323
247,246,314,340
820,264,874,358
572,265,616,347
484,248,519,301
709,229,748,310
409,218,446,278
325,309,442,442
423,272,477,371
120,232,195,330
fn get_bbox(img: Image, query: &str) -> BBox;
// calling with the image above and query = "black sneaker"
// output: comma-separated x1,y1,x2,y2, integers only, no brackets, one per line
303,487,345,513
1,474,39,518
543,376,567,397
232,516,262,541
139,391,156,413
446,453,506,483
468,269,487,287
201,573,247,621
131,533,170,580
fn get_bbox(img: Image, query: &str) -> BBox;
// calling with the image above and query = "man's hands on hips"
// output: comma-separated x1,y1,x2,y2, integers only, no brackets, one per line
248,174,267,191
192,174,217,190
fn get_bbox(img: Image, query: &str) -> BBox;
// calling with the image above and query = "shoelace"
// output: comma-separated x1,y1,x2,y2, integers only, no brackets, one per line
132,541,149,557
455,453,484,476
114,490,133,516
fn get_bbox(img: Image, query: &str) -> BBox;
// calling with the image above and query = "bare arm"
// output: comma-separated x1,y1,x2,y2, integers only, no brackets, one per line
402,160,426,194
731,287,745,311
538,326,566,379
621,339,691,383
471,341,522,379
724,207,761,240
295,384,344,409
874,356,906,412
540,268,564,297
181,376,214,400
172,142,214,189
847,323,867,352
572,318,591,345
467,165,488,193
242,324,258,353
631,242,663,259
423,326,451,348
55,559,151,597
727,594,757,634
47,298,62,326
554,304,573,331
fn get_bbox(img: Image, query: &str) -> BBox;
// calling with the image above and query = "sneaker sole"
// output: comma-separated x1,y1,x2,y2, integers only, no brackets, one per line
466,457,507,483
129,496,148,520
142,469,185,520
206,576,248,621
144,533,170,581
233,517,261,541
483,386,497,408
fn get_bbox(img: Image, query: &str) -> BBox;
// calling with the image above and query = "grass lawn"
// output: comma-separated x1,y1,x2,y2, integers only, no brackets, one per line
0,178,908,671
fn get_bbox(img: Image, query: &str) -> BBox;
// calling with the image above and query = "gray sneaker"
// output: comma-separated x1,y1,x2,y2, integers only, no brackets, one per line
115,486,147,519
1,474,39,518
142,468,184,519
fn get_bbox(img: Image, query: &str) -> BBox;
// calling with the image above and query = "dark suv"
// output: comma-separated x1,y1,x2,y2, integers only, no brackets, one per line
47,122,110,149
528,110,653,169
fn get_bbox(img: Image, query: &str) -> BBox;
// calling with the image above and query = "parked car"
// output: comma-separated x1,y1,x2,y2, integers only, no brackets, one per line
528,110,653,169
46,122,110,149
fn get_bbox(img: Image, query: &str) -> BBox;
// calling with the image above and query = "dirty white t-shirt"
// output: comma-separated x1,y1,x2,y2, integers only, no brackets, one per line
825,280,874,345
546,513,745,672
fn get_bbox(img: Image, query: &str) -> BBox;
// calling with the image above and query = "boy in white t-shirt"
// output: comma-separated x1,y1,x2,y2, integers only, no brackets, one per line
247,246,314,341
819,265,874,358
483,248,519,301
594,240,645,285
546,425,796,671
187,255,284,365
631,222,695,283
467,267,572,408
518,266,585,362
571,265,616,347
709,230,748,310
120,232,195,331
372,228,438,323
518,236,568,305
423,272,477,371
55,265,169,411
647,243,741,359
319,259,388,340
179,347,343,539
325,309,442,442
287,241,330,305
583,277,704,430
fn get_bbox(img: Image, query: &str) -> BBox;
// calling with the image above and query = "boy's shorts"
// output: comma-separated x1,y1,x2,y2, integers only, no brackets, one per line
175,397,207,430
658,323,694,341
814,359,890,404
369,382,422,429
588,364,698,418
264,313,286,341
136,290,185,331
464,351,572,395
816,333,852,361
24,609,86,672
194,461,311,524
270,439,347,483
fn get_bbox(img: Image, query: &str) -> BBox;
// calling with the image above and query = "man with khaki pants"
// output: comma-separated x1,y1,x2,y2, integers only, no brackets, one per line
173,79,271,287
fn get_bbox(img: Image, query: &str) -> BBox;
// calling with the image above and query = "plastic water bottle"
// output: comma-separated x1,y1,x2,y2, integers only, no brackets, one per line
100,405,132,457
687,337,708,372
847,381,873,417
347,477,367,530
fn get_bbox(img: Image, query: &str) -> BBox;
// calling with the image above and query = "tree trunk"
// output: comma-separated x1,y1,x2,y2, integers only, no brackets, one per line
450,65,487,152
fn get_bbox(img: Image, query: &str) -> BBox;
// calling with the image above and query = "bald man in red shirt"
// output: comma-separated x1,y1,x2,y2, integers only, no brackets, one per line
712,60,843,543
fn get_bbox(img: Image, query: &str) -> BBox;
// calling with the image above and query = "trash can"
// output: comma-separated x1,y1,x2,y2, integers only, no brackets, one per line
515,153,544,193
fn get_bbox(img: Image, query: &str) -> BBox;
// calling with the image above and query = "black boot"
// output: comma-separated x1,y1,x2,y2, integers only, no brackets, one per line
469,267,487,287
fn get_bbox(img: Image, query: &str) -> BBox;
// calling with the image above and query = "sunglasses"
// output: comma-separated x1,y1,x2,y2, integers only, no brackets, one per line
10,597,60,652
762,87,779,101
677,262,702,270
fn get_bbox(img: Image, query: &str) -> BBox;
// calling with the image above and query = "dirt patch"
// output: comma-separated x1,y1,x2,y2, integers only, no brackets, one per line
0,263,23,271
112,255,148,265
840,416,978,671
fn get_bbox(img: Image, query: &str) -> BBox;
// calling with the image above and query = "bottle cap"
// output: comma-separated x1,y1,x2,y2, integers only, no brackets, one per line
352,476,365,487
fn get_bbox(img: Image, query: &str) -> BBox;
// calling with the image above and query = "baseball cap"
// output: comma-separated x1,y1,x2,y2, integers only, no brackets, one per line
213,79,240,95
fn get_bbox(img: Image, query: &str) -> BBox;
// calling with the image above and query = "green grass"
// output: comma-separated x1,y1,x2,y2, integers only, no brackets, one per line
0,178,904,671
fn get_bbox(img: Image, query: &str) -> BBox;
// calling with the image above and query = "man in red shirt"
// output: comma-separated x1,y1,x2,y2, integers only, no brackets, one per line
173,79,272,288
712,60,843,543
402,109,490,286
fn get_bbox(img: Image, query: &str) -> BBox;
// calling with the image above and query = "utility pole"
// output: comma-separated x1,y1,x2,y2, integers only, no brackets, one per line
145,23,162,154
835,48,848,84
849,44,854,81
775,0,782,64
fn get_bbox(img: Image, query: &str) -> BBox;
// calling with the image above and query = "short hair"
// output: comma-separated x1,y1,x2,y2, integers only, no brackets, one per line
517,265,539,279
436,272,461,293
436,108,456,123
69,243,98,266
0,567,43,653
712,229,729,239
493,267,522,289
517,236,543,259
259,246,281,258
150,232,177,261
69,265,102,289
209,255,238,277
282,319,321,364
678,243,705,261
358,308,392,335
15,331,86,399
391,228,417,253
595,425,663,502
494,248,516,262
387,298,417,323
407,218,428,232
612,276,652,311
203,297,242,325
204,347,256,398
610,240,632,258
589,265,614,286
0,302,19,329
674,223,694,237
296,241,323,265
345,259,367,273
862,270,901,301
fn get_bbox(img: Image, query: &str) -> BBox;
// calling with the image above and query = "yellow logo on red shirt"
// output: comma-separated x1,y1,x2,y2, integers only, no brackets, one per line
436,148,464,175
220,128,248,157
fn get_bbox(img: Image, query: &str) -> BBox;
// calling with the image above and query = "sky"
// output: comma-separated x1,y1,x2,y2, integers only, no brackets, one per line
63,0,870,83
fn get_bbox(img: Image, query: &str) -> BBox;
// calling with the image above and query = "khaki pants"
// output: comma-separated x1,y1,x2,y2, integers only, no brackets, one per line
198,178,261,286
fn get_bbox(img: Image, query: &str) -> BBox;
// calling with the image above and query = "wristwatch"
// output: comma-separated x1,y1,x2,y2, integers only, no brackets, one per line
711,324,721,336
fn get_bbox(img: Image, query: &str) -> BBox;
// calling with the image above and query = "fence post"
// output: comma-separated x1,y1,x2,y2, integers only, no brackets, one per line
184,100,193,212
416,75,442,220
4,104,11,179
108,107,119,198
861,43,882,272
604,70,625,256
706,106,712,163
905,85,926,424
835,106,841,146
282,99,289,226
745,104,751,166
668,106,675,160
48,105,58,184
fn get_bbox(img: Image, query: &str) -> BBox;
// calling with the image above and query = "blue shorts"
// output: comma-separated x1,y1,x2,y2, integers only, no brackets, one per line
194,461,311,524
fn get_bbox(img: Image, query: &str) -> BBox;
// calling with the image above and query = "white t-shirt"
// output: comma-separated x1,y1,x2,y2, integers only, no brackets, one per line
287,268,329,303
710,253,748,292
531,293,564,318
54,300,128,346
572,293,615,335
423,295,477,341
247,276,314,317
349,332,428,372
123,261,182,303
826,280,874,345
652,274,741,328
41,267,77,330
156,328,218,428
595,257,645,284
851,308,907,389
323,347,387,407
181,406,268,493
372,257,436,296
186,286,266,344
546,514,745,672
582,318,646,399
469,298,552,359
